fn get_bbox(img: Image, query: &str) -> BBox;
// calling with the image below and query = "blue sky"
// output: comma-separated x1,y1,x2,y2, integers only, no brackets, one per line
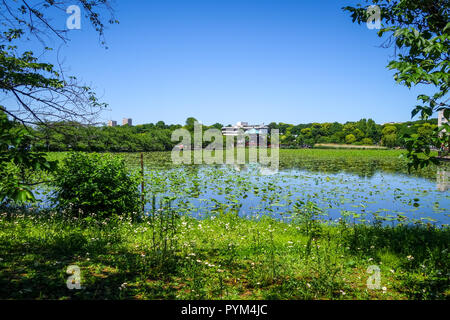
23,0,436,126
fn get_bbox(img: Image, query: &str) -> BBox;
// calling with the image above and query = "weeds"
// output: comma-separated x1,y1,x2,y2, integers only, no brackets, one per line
0,208,448,300
1,149,448,300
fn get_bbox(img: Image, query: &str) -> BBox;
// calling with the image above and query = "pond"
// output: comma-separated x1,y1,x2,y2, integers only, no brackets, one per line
143,162,450,227
36,151,450,226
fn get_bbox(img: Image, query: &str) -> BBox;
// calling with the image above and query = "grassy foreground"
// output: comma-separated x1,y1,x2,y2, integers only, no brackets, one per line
0,210,448,300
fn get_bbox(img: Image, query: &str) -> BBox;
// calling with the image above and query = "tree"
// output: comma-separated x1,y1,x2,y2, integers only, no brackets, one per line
0,1,118,127
343,0,449,170
356,118,368,134
268,122,279,131
343,123,356,134
185,117,198,132
320,123,332,136
0,1,117,203
276,122,291,135
366,118,381,141
345,134,357,144
210,123,224,130
281,126,296,145
354,128,365,141
381,125,398,148
156,121,166,129
0,110,57,204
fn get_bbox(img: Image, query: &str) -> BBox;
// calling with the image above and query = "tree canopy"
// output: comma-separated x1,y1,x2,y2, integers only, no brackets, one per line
0,0,118,126
0,1,117,204
343,0,449,169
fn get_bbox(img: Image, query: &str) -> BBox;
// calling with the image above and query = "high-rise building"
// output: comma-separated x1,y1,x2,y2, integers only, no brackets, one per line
122,118,132,126
108,120,117,127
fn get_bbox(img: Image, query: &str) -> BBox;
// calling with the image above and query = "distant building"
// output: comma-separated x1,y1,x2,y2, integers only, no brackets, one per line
222,122,269,136
108,120,117,127
122,118,133,126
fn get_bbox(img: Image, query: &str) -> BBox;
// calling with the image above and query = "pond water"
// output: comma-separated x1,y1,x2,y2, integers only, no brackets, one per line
143,163,450,226
33,153,450,226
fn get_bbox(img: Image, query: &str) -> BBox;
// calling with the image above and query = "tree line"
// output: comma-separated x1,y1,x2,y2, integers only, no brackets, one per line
19,116,439,152
269,118,438,148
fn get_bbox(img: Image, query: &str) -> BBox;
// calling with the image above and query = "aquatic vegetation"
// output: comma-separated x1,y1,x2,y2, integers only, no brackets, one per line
139,164,449,227
1,149,448,300
40,149,450,226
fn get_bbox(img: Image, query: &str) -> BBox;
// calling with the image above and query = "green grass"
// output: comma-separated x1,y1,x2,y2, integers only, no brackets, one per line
45,149,411,161
2,149,448,300
314,143,389,150
0,209,448,300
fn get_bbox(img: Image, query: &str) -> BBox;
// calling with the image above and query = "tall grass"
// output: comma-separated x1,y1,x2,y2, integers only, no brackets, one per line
0,206,448,300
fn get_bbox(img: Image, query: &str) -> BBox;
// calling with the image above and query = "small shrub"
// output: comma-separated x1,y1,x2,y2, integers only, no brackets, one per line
52,152,141,218
361,138,374,145
345,134,356,144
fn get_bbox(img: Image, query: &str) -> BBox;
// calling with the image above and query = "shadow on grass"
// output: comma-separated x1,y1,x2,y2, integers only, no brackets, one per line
342,224,450,299
0,230,181,299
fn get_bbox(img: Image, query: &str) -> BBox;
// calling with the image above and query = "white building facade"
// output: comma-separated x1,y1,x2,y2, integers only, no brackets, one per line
222,122,269,136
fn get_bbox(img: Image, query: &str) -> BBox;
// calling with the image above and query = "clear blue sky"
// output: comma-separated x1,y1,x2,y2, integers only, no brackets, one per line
30,0,436,126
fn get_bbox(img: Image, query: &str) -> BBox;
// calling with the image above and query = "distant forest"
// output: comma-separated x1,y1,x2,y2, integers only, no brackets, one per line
27,117,438,152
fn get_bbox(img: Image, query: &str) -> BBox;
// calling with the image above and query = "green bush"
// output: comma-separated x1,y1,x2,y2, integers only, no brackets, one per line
345,134,356,144
52,152,141,217
361,138,374,145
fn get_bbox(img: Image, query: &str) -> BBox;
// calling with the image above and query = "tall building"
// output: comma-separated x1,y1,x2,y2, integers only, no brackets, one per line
108,120,117,127
122,118,132,126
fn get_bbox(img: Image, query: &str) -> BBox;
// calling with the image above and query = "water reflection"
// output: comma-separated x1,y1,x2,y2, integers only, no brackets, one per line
437,169,449,192
232,163,278,176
